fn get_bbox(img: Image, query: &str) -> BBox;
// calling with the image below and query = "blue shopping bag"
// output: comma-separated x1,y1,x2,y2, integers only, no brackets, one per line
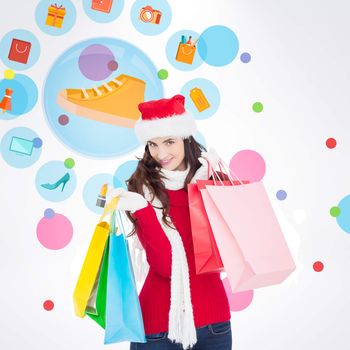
104,211,146,344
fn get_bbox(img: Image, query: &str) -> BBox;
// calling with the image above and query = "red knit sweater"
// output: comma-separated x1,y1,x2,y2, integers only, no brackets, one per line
132,188,231,335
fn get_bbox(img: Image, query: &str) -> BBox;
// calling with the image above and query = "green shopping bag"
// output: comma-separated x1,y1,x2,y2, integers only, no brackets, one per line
85,232,111,328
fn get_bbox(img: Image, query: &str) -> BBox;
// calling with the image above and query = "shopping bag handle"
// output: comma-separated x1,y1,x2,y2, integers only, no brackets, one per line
218,159,244,185
181,45,194,55
206,158,244,186
204,158,232,186
206,159,223,182
114,210,127,236
99,196,119,223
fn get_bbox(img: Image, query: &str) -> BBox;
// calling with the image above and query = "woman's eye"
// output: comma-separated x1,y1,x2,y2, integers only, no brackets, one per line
167,141,174,145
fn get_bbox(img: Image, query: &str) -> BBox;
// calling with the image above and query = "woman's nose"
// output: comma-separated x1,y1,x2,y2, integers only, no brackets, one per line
157,147,169,159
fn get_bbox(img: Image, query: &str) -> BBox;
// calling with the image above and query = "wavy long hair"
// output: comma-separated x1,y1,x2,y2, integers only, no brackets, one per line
125,136,206,237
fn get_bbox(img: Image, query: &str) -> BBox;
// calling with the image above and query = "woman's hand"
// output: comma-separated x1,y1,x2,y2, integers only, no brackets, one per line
191,147,221,182
198,147,220,169
107,187,148,212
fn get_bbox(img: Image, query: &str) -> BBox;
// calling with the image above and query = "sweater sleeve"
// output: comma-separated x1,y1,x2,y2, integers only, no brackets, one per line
131,202,172,279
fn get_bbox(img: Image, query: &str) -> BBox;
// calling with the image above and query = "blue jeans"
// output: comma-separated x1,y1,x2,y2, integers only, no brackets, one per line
130,321,232,350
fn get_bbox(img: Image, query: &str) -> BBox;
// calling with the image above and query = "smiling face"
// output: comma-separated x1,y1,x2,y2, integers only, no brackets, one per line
147,136,187,171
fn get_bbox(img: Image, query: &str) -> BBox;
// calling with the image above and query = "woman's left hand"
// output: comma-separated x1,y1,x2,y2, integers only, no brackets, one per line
191,147,221,183
198,147,220,169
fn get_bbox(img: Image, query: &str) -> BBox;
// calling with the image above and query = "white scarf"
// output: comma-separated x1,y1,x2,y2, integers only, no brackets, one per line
131,165,198,349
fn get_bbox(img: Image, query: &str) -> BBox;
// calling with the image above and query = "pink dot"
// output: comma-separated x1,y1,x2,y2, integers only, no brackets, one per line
58,114,69,125
107,60,118,71
43,300,54,311
313,261,324,272
36,213,73,250
222,277,254,311
229,150,266,182
326,138,336,149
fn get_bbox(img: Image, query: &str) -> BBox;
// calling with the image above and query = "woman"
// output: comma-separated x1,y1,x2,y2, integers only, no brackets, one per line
111,95,232,350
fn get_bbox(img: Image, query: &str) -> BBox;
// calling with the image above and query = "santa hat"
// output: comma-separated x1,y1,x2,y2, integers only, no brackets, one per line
134,94,197,144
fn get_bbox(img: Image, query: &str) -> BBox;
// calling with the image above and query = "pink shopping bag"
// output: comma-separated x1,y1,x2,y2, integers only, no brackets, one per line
200,163,296,292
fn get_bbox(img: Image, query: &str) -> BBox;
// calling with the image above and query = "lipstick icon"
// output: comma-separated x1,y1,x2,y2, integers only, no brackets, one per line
96,183,108,208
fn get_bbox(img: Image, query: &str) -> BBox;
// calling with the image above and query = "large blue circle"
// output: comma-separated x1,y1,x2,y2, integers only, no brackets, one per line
198,26,239,67
43,37,163,158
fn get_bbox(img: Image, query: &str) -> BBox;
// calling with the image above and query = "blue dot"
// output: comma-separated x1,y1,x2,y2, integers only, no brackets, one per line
240,52,251,63
276,190,287,200
44,208,55,218
198,25,239,66
33,137,43,148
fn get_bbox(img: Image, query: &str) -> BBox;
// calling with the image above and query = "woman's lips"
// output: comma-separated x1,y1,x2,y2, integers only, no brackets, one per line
160,158,173,165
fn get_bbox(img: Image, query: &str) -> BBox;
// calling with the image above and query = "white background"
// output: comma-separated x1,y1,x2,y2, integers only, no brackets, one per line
1,0,350,349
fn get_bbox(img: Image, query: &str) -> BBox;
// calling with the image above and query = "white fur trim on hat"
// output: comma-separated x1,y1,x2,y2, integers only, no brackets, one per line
134,112,197,144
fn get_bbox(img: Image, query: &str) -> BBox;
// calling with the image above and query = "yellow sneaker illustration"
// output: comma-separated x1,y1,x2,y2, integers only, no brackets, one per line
57,74,146,128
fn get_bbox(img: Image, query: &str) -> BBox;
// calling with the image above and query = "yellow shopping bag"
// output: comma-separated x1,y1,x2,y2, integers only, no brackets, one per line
175,43,196,64
73,197,119,318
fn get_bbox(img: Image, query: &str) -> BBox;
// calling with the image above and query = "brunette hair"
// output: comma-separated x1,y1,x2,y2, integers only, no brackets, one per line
125,136,206,237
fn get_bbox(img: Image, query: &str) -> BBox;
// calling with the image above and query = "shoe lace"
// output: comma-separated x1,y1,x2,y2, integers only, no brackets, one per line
81,79,123,99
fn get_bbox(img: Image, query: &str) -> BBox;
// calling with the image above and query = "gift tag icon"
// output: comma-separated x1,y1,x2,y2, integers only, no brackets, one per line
8,38,32,64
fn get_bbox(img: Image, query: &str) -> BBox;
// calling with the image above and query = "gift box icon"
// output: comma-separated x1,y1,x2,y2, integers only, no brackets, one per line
46,4,66,28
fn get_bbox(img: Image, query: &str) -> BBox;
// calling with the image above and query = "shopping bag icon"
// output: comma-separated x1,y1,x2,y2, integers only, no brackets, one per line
91,0,113,13
175,43,196,65
8,38,32,64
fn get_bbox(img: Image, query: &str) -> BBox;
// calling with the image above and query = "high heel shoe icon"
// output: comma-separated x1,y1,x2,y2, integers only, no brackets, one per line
41,172,70,192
